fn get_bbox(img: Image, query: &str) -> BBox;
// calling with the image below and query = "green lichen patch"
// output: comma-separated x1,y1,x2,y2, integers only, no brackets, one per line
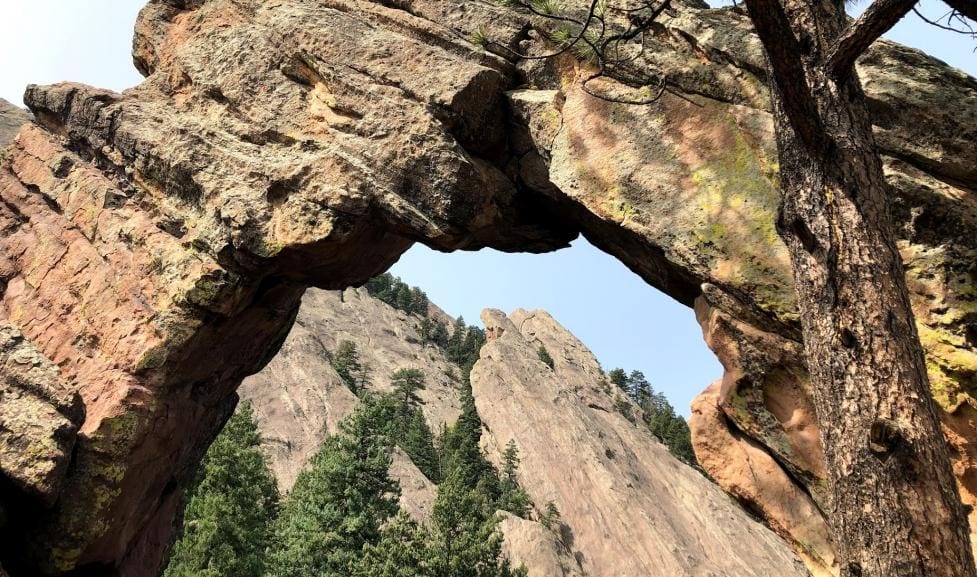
681,111,796,322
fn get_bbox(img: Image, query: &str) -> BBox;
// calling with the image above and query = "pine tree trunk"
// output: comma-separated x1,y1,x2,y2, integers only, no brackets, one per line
741,0,977,575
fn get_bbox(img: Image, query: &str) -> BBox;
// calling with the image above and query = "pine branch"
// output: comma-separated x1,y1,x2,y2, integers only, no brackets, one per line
826,0,919,79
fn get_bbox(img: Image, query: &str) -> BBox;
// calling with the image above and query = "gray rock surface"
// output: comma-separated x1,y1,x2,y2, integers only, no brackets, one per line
0,99,30,149
239,287,462,490
473,308,811,577
0,325,83,504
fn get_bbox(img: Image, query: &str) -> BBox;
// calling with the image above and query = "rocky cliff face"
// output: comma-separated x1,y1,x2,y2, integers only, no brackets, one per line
240,287,809,577
0,0,973,574
239,288,586,575
474,308,810,577
0,100,31,149
238,287,461,489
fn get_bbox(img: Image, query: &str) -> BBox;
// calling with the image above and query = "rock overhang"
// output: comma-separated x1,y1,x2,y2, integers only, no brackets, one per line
0,0,973,574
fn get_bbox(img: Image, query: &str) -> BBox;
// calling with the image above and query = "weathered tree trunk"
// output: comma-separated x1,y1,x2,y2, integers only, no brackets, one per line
741,0,977,575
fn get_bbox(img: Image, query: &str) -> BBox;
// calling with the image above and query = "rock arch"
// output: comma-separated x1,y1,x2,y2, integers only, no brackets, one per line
0,0,974,575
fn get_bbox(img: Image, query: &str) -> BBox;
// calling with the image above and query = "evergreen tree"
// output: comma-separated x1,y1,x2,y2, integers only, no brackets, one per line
364,273,430,318
628,370,653,410
409,287,429,317
498,441,532,518
608,368,628,392
501,440,520,487
430,321,450,348
606,367,699,467
539,501,562,531
391,368,426,412
267,401,399,577
439,381,497,498
401,408,440,483
663,416,696,465
461,327,486,363
419,317,434,343
331,340,370,395
351,512,434,577
395,284,413,313
446,317,467,363
536,345,554,370
428,468,526,577
364,273,393,299
162,402,279,577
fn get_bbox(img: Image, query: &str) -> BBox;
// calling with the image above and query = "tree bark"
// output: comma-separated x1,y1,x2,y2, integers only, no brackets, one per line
741,0,977,575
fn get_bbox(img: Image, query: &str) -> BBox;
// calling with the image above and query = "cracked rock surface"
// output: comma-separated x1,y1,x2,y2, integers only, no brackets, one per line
0,0,973,574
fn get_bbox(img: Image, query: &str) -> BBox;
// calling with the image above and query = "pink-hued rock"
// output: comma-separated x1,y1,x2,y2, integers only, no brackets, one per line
0,0,973,574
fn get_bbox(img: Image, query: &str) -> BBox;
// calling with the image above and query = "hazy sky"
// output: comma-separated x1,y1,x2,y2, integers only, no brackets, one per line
1,0,973,414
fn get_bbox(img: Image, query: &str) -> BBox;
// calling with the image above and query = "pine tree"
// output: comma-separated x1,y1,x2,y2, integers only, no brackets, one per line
498,441,532,518
332,340,369,394
439,381,498,498
430,321,450,348
162,402,279,577
627,370,651,405
605,366,699,467
663,416,696,465
391,368,426,412
607,368,628,392
419,317,434,343
446,317,467,363
536,345,554,370
428,468,526,577
364,273,393,299
351,512,434,577
266,401,399,577
401,408,440,483
461,327,486,364
539,501,562,531
395,283,413,313
409,287,429,317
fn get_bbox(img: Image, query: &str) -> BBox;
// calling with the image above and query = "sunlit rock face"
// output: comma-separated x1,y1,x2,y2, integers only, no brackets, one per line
238,288,591,576
240,288,810,577
238,287,463,491
473,308,811,577
0,0,973,574
507,7,977,577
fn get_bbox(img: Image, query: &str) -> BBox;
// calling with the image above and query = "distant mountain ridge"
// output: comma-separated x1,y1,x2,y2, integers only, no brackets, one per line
0,99,31,148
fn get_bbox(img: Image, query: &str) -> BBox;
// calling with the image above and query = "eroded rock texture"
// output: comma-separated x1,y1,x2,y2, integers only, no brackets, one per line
241,288,586,574
242,288,808,576
474,308,811,577
0,101,31,149
0,0,973,574
238,287,462,490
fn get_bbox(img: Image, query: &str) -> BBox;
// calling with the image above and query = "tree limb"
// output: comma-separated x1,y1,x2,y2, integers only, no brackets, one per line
825,0,919,79
943,0,977,23
743,0,827,151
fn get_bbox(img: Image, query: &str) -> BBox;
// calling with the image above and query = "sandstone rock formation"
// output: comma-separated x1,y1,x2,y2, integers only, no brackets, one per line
238,287,461,489
240,287,579,573
473,308,810,577
241,287,807,577
0,0,973,574
498,513,586,577
0,100,31,149
0,326,83,505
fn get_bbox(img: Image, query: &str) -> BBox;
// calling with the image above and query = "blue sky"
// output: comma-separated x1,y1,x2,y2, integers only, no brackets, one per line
1,0,973,415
